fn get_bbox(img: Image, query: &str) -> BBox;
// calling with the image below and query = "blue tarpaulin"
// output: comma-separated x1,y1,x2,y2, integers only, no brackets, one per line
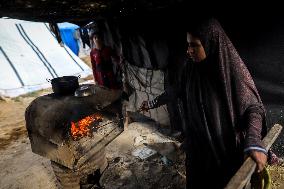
58,22,80,55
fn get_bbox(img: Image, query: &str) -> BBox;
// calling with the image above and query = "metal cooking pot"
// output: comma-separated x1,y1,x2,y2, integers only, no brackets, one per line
74,84,96,97
47,75,80,95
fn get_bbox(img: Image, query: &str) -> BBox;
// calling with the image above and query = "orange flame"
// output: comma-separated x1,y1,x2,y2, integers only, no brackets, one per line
71,114,102,140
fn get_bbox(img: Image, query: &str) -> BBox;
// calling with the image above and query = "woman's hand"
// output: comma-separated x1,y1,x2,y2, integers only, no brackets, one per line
249,150,267,173
139,101,150,112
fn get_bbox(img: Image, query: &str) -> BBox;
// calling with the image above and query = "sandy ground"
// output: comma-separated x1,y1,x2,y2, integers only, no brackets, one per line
0,89,283,189
0,89,59,189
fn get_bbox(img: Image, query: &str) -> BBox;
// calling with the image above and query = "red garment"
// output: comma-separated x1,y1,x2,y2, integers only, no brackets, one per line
90,46,120,89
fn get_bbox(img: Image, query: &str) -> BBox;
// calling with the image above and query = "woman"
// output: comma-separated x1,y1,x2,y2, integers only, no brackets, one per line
90,32,121,89
140,18,267,188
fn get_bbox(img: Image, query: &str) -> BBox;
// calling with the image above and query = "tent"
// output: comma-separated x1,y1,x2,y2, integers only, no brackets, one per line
58,22,91,58
58,22,80,55
0,18,92,97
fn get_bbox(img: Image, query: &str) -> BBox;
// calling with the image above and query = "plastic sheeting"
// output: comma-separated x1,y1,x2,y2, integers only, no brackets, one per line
0,18,92,97
58,22,80,55
125,63,170,126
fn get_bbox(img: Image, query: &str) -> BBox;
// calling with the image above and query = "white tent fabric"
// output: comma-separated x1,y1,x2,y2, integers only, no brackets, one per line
0,18,92,97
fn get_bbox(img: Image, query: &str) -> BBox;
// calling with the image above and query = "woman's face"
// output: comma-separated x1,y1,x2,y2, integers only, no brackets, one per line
187,33,207,62
93,35,102,48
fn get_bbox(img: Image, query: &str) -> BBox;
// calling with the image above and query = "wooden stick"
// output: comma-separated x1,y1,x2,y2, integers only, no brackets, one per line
177,170,186,180
225,124,283,189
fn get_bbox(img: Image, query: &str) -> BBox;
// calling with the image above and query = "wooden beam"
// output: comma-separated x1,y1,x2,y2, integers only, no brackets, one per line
225,124,283,189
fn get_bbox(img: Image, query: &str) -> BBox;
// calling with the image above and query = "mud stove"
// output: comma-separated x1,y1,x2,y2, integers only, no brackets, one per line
25,86,124,189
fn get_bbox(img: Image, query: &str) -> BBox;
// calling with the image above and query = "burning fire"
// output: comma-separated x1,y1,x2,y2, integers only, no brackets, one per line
71,114,102,140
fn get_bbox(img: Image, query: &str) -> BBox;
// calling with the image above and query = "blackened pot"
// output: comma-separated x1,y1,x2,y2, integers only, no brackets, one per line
48,76,80,95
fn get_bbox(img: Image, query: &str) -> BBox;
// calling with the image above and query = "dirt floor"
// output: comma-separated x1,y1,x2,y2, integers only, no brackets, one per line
0,89,284,189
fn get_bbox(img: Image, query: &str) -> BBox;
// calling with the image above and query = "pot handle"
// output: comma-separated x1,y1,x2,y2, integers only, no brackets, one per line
46,78,52,82
77,75,81,78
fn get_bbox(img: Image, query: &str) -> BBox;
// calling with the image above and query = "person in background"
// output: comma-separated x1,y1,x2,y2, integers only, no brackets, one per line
140,18,271,189
80,28,91,48
90,31,122,90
